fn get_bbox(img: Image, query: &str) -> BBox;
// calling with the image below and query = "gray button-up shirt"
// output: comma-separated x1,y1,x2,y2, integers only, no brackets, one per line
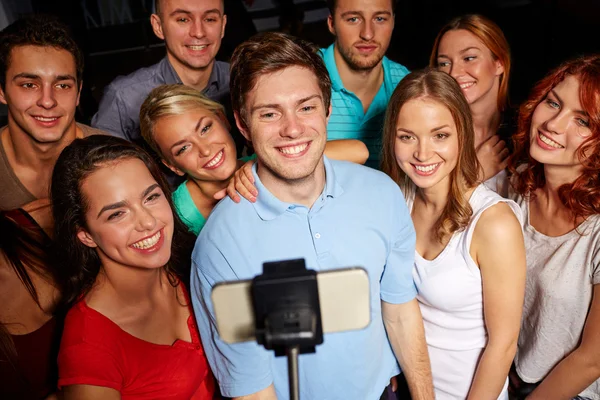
92,57,232,143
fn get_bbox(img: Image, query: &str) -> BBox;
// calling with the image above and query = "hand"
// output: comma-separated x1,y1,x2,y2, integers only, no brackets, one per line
390,375,398,392
476,135,509,181
214,159,258,203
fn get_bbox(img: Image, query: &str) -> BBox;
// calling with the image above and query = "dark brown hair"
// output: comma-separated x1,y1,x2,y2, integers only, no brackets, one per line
508,55,600,219
51,136,195,310
229,31,332,129
0,15,83,90
326,0,397,14
381,69,480,242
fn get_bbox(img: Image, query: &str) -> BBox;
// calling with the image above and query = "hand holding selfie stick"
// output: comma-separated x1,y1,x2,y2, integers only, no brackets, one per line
252,259,323,400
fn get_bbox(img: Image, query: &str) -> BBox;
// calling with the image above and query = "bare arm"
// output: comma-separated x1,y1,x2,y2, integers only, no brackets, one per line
382,299,434,400
467,203,526,399
527,284,600,400
233,384,277,400
62,385,120,400
324,139,369,165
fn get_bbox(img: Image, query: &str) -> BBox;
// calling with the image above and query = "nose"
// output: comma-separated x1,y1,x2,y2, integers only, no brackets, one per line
136,206,157,232
37,84,57,109
414,140,432,162
360,20,374,41
196,140,212,158
281,113,304,139
545,109,570,135
189,18,205,38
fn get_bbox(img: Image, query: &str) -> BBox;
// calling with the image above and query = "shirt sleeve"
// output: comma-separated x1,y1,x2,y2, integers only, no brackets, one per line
190,235,273,398
380,184,417,304
91,85,131,140
58,340,122,391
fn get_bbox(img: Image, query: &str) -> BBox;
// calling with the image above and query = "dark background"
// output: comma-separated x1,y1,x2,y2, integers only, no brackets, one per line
1,0,598,126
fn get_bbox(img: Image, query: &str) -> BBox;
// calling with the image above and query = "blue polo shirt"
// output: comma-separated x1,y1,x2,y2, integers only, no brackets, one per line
191,157,417,399
320,44,409,169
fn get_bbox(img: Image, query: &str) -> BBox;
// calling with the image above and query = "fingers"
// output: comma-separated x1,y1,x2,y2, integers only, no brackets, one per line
235,170,257,203
225,181,241,204
213,188,227,200
241,160,255,184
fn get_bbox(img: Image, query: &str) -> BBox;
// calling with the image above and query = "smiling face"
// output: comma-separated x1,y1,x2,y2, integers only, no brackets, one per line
77,158,174,271
237,66,329,185
529,75,592,173
0,45,80,144
152,107,238,182
327,0,394,71
436,29,504,107
151,0,226,73
394,98,459,191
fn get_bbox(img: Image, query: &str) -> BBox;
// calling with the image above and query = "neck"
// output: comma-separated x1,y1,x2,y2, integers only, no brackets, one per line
470,98,501,148
542,164,582,196
257,160,326,208
4,119,79,168
167,53,213,91
96,260,167,304
415,182,449,213
333,44,384,97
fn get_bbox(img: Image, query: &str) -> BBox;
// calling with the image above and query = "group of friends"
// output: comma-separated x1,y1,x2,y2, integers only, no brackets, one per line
1,0,599,399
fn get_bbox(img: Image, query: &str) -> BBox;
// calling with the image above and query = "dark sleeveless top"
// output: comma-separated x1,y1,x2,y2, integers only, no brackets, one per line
0,208,64,399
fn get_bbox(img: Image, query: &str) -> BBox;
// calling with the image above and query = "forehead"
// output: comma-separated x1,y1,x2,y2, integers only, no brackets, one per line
7,45,76,76
160,0,223,14
553,74,581,103
397,98,455,127
82,158,157,206
248,66,322,106
438,29,487,54
334,0,393,14
154,107,213,136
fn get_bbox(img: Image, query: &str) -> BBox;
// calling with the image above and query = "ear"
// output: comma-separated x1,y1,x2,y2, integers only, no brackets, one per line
76,80,82,107
77,228,98,248
150,13,165,40
495,59,505,77
326,103,332,125
161,159,185,176
0,85,6,105
221,14,227,39
327,15,335,36
234,111,251,142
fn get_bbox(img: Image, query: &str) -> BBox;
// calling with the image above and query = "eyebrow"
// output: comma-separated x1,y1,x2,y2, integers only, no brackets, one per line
169,116,206,149
96,183,160,218
251,94,322,114
170,8,221,16
550,89,588,116
396,125,450,134
437,47,481,59
12,73,76,82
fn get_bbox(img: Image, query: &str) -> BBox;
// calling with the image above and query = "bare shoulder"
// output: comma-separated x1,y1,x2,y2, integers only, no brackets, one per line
474,202,521,241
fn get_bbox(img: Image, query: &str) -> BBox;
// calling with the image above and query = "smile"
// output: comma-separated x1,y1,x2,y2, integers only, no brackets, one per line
204,149,224,169
278,142,309,156
538,131,564,149
33,116,59,122
412,162,441,175
459,82,475,90
131,229,162,250
186,45,208,51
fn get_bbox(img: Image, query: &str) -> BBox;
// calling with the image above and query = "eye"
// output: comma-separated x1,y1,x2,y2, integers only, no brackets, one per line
261,112,275,119
397,134,414,142
375,16,387,22
434,133,450,140
205,17,217,23
177,17,189,23
20,82,37,89
300,105,316,113
437,61,450,68
146,192,161,202
56,83,72,90
107,210,124,221
545,98,560,109
464,56,477,62
175,145,189,156
576,117,590,128
200,123,212,135
346,17,359,23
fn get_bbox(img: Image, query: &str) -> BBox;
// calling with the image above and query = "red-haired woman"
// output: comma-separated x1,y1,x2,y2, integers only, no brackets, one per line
431,15,513,187
508,55,600,400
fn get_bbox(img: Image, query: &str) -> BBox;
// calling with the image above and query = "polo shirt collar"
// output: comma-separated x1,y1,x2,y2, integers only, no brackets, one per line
322,44,344,92
162,56,223,93
251,156,343,221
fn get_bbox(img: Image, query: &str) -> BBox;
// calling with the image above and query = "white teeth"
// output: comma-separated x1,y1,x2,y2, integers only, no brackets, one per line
539,132,564,149
132,230,161,249
188,45,207,50
459,82,474,89
34,116,58,122
414,163,439,172
279,143,308,155
205,150,224,168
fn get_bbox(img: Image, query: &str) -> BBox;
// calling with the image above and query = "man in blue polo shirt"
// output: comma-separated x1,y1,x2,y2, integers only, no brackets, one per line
190,32,433,400
323,0,408,168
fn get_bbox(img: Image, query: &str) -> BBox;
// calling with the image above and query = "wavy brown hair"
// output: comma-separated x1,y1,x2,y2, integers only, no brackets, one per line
508,55,600,219
430,14,511,113
381,69,480,242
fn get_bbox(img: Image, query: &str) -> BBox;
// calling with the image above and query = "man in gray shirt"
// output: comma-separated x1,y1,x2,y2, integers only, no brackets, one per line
92,0,242,150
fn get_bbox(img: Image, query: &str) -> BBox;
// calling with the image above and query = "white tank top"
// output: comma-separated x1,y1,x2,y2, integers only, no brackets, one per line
408,184,522,399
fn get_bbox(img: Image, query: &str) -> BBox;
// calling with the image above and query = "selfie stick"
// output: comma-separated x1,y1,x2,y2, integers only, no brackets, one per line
252,259,323,400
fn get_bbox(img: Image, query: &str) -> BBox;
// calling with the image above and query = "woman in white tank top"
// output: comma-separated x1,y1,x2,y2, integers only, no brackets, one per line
381,69,526,399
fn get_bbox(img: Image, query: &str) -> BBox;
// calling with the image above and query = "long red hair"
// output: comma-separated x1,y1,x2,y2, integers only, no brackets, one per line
508,55,600,218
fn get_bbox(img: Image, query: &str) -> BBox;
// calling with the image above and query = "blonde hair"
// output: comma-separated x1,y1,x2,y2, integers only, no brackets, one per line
381,69,481,242
139,84,229,157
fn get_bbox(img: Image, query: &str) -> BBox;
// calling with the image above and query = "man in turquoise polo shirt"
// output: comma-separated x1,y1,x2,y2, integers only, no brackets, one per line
323,0,408,168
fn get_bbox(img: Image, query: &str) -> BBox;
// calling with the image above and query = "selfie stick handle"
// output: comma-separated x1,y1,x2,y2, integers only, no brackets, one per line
287,345,300,400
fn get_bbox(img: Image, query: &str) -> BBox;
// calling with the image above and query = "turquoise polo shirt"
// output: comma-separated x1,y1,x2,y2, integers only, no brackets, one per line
191,156,417,399
320,44,409,168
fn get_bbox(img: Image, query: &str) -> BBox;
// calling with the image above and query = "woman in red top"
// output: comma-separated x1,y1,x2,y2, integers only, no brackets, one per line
51,135,216,399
